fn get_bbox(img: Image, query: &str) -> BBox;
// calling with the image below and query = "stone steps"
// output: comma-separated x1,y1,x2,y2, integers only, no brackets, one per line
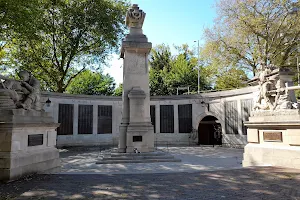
110,152,166,157
96,158,181,164
102,155,175,160
96,151,181,164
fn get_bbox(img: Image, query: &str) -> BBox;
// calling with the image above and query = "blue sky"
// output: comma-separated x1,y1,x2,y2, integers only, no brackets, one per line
104,0,217,85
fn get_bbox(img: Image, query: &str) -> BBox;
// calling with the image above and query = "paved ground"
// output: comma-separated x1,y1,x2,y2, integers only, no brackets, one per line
1,147,300,200
60,146,243,174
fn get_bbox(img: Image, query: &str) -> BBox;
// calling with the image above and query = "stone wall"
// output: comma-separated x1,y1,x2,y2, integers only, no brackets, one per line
41,86,258,147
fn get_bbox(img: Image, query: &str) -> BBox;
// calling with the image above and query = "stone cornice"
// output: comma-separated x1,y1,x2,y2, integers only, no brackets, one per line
121,41,152,58
0,122,60,129
41,86,258,101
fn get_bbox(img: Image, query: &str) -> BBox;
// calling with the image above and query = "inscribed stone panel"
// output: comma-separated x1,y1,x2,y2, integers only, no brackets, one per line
178,104,192,133
78,105,93,134
98,105,112,134
160,105,174,133
225,101,238,134
241,99,253,135
150,105,156,133
57,104,74,135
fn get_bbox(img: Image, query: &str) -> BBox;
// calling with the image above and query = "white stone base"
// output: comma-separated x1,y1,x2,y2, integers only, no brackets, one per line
0,109,60,181
126,122,154,153
0,148,60,180
243,143,300,169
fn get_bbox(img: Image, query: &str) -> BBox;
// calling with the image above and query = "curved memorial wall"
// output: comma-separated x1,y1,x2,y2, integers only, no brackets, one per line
41,86,258,148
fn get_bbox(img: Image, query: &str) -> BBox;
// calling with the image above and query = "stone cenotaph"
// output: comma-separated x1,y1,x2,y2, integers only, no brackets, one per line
0,71,60,181
118,4,154,153
243,64,300,169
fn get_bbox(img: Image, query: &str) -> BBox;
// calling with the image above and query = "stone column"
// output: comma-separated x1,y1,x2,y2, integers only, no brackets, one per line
73,103,78,136
174,104,179,134
118,4,154,153
237,99,242,135
92,104,98,135
155,104,160,134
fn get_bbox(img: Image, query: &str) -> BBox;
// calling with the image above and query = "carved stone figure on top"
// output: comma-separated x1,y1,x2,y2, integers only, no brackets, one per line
253,64,276,110
0,74,21,103
17,70,41,110
273,79,292,110
125,4,145,29
0,70,41,110
252,63,300,111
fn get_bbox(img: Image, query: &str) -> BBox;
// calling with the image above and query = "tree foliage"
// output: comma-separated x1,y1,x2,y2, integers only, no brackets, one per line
149,44,211,95
66,70,115,95
215,68,248,90
0,0,43,67
204,0,300,76
113,83,123,96
3,0,128,92
0,0,41,36
149,44,172,71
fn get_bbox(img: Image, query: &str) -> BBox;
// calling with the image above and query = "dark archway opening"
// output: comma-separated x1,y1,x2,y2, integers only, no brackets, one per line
198,115,222,146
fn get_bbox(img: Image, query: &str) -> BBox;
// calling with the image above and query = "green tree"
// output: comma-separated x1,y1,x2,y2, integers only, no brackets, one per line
204,0,300,76
113,83,123,96
6,0,128,92
200,41,245,89
0,0,42,67
149,44,172,71
66,70,115,95
149,44,172,95
149,44,211,95
215,68,248,90
165,54,209,95
0,0,41,36
149,67,169,95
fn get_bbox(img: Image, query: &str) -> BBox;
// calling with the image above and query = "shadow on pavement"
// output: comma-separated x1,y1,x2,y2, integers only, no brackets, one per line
0,167,300,200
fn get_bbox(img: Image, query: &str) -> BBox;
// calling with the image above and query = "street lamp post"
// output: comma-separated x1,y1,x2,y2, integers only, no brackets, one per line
194,40,200,94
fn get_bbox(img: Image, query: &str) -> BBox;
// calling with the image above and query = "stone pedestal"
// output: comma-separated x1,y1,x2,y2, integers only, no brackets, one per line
0,109,60,181
126,87,154,152
118,40,154,153
243,110,300,169
118,4,154,153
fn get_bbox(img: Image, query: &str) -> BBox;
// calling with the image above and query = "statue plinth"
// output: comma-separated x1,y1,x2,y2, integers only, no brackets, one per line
243,110,300,169
0,71,60,181
0,109,60,181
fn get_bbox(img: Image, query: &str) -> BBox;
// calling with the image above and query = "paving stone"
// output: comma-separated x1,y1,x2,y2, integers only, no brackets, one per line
0,147,299,200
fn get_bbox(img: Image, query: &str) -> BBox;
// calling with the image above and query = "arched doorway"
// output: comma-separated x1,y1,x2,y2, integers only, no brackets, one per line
198,115,222,145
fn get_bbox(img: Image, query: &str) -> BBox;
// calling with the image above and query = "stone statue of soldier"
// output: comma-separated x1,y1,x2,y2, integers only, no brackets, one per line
0,70,41,110
16,70,41,110
253,64,275,110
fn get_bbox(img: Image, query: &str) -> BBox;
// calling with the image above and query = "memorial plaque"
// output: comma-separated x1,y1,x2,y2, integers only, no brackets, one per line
178,104,192,133
263,132,282,142
133,136,142,142
160,105,174,133
28,134,44,146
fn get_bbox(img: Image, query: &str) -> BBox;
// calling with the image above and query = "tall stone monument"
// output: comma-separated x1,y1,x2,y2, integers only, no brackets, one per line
243,64,300,169
118,4,154,153
0,71,60,181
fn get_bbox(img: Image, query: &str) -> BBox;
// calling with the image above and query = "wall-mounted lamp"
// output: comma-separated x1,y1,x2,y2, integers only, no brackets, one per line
46,98,51,107
200,100,209,111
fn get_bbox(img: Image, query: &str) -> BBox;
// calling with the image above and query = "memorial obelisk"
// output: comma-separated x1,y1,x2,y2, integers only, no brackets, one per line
118,4,154,153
